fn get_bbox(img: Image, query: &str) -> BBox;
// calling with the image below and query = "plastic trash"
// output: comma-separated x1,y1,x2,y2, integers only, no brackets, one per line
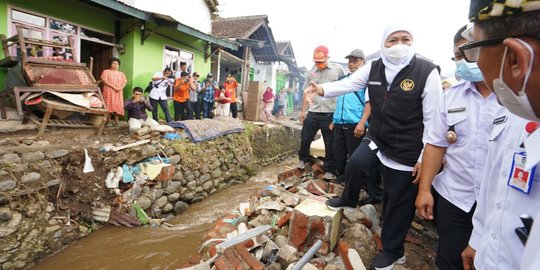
132,203,149,225
83,149,94,173
163,133,181,140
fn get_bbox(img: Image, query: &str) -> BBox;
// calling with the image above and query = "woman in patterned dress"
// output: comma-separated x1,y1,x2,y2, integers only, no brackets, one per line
101,57,127,125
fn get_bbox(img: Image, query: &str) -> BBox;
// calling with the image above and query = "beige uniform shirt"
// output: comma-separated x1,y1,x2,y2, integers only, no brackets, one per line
303,62,344,113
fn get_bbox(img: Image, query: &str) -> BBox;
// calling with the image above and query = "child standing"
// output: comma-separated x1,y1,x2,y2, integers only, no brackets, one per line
214,85,231,116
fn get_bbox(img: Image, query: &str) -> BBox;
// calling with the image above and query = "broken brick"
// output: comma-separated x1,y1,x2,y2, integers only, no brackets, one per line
311,163,324,173
289,210,309,249
306,180,335,196
278,169,296,182
338,240,353,270
204,223,237,240
214,256,235,270
157,165,175,181
224,247,244,270
277,211,292,227
234,243,265,270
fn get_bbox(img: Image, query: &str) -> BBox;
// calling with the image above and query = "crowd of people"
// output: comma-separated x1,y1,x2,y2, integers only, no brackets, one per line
99,62,243,128
299,1,540,270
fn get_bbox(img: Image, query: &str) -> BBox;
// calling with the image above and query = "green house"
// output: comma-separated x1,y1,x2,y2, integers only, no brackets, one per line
0,0,237,101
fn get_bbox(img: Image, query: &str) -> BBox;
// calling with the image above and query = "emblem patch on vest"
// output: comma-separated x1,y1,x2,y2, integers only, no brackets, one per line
400,79,415,91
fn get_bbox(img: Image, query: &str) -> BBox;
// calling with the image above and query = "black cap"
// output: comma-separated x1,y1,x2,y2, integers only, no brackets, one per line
180,71,189,77
207,73,213,77
163,67,172,72
469,0,540,21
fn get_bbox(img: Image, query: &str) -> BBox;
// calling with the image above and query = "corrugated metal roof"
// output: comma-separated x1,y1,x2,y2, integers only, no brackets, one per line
83,0,238,50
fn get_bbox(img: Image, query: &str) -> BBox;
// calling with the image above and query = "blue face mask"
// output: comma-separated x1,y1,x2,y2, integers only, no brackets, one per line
455,59,484,82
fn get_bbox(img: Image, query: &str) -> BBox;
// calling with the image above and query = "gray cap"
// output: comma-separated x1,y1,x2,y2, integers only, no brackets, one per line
345,49,365,60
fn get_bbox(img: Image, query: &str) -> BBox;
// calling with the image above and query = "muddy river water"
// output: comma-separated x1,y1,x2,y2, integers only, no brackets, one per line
32,159,297,270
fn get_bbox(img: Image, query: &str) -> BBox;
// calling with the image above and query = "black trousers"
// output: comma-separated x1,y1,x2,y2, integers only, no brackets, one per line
299,112,335,173
149,97,172,123
333,124,362,176
191,101,201,119
341,139,383,203
379,165,418,259
435,194,476,270
174,101,192,121
230,102,238,118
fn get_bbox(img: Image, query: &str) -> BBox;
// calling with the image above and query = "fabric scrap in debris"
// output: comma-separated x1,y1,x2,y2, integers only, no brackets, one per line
163,133,182,140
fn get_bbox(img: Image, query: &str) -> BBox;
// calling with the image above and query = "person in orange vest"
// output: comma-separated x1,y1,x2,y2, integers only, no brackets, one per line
224,74,239,118
173,71,197,121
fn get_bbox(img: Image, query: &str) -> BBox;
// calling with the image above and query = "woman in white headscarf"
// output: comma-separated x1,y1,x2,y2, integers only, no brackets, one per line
306,25,442,270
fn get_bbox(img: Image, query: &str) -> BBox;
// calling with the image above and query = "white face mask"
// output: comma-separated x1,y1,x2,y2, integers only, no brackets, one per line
382,44,411,62
492,38,539,122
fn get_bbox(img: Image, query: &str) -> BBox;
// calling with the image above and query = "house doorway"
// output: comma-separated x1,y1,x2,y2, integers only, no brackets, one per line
80,40,114,80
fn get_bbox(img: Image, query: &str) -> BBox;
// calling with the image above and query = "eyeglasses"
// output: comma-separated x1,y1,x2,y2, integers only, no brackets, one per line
459,34,540,63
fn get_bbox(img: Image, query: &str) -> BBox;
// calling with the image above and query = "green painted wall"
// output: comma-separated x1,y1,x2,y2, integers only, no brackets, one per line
0,0,115,90
0,0,214,108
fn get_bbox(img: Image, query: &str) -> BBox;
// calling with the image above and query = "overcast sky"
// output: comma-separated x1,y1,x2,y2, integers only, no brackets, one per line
218,0,471,78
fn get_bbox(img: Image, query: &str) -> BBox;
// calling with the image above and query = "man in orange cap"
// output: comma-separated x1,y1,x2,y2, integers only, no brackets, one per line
297,45,345,180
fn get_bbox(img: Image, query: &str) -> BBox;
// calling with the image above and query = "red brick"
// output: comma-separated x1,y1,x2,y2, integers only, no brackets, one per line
215,256,235,270
277,211,293,227
287,186,299,193
204,223,237,240
278,169,295,182
311,163,324,172
234,244,265,270
242,239,255,248
209,244,217,257
338,240,353,270
157,165,175,181
306,180,335,196
359,217,373,229
288,210,309,249
224,247,244,270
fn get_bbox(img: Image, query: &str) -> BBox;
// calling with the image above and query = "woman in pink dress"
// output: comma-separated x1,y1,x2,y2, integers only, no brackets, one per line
101,57,127,125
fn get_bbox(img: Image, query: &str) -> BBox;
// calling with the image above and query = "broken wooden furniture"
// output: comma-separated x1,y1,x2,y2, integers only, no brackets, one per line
0,26,108,136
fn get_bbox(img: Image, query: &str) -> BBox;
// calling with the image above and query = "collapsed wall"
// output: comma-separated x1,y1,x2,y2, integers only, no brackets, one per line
0,123,300,270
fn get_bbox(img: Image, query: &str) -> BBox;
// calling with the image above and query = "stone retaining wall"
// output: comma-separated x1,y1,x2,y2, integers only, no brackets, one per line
0,124,300,270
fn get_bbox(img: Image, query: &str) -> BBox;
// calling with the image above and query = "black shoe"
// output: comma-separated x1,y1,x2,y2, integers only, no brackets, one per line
325,197,356,211
372,253,406,270
359,197,382,206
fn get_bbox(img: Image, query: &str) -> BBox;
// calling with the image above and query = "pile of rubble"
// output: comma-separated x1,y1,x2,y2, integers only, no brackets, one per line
180,165,382,270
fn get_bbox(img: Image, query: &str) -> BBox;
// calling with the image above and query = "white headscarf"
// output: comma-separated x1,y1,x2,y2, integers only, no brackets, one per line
380,25,416,85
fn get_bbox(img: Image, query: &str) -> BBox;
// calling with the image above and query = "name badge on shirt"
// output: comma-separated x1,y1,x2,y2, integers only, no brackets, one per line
508,152,537,194
448,107,466,113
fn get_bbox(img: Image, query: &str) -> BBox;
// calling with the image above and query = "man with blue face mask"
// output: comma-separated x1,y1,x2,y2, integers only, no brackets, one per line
458,1,540,269
415,25,505,270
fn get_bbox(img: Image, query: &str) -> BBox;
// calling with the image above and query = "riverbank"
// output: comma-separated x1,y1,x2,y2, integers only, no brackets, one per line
0,119,300,270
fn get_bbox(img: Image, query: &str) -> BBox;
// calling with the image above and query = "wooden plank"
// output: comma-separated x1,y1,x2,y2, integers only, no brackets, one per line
38,106,53,136
1,34,10,58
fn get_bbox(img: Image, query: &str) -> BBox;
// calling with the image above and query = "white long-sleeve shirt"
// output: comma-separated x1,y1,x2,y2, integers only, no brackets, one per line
321,59,442,171
470,112,540,269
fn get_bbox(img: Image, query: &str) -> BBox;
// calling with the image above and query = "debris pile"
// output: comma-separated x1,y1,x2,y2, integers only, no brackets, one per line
180,165,382,270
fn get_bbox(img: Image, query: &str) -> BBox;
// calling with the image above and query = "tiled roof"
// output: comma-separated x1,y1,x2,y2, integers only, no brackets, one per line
212,15,268,39
276,41,289,55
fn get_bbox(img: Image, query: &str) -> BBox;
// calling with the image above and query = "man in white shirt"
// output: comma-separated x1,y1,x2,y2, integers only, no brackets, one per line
149,67,175,123
459,1,540,269
306,26,442,270
415,25,504,270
